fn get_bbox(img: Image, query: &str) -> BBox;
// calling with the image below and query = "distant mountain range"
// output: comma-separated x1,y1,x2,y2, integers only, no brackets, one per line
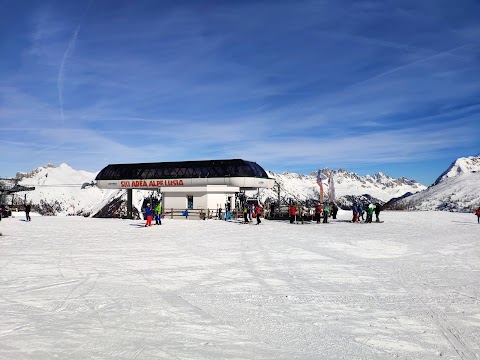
257,168,426,209
4,154,478,216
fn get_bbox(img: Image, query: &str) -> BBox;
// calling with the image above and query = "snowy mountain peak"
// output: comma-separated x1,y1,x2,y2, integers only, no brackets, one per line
433,154,480,185
386,154,480,212
393,171,480,212
58,163,73,170
12,163,117,216
16,163,57,181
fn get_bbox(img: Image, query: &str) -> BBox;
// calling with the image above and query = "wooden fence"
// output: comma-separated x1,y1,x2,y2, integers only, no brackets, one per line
162,208,245,220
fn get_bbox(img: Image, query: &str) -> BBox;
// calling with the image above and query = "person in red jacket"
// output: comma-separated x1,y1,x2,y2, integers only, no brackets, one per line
255,204,262,225
315,203,322,224
289,204,296,224
475,207,480,224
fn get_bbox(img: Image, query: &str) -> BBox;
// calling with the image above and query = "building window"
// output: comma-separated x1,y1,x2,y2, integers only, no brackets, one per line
187,195,193,209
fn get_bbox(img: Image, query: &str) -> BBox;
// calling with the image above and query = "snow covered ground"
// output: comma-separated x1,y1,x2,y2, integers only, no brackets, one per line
0,211,479,359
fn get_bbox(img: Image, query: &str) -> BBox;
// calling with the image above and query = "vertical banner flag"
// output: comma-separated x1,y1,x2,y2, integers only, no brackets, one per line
317,170,324,203
328,172,336,203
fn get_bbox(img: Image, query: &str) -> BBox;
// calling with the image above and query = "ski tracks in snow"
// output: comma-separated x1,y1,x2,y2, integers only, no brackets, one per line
394,259,479,359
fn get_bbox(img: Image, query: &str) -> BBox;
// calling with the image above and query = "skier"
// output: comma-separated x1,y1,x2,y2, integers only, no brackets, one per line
154,202,162,225
243,204,249,224
475,207,480,224
366,203,375,223
299,206,305,224
144,203,153,227
289,204,296,224
247,203,253,221
263,203,268,219
331,203,338,219
358,203,364,221
315,203,322,224
322,203,329,223
374,203,382,222
25,202,31,222
255,204,262,224
352,204,359,223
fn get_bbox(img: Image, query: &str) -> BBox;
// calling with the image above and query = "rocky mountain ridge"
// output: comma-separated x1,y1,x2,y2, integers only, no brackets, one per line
258,168,426,209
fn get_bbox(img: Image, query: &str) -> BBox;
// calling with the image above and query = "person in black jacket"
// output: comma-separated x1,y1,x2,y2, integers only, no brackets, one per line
331,203,338,219
25,203,32,222
374,203,382,222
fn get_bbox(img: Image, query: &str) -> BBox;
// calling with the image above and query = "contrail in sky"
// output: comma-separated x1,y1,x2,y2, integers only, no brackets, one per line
346,44,472,90
57,0,94,126
58,25,80,126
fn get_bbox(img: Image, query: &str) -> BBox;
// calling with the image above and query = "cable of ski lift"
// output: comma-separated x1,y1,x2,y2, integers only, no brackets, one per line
11,182,98,188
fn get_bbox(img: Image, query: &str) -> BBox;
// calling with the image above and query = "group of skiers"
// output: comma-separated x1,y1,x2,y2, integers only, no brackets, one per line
141,201,480,226
352,203,381,223
289,203,339,224
243,203,263,224
217,207,234,221
144,202,162,227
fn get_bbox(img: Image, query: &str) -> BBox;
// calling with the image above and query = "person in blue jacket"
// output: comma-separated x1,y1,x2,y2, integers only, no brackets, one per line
352,204,359,223
358,203,364,221
145,203,153,227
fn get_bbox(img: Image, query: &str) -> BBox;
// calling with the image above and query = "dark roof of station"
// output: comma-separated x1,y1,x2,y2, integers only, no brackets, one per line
95,159,270,181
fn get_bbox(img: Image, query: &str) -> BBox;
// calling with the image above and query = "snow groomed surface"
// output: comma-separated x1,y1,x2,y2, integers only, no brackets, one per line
0,211,479,359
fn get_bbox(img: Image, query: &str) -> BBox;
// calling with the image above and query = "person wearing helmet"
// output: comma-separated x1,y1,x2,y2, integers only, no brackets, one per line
145,203,153,227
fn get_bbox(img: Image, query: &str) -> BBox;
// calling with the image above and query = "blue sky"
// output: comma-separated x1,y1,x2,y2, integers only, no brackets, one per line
1,0,479,185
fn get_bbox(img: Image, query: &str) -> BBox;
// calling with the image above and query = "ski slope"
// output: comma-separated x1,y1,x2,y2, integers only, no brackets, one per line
0,211,479,359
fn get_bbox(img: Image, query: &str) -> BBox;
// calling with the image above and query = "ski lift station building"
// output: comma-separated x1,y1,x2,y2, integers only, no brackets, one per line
95,159,274,217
